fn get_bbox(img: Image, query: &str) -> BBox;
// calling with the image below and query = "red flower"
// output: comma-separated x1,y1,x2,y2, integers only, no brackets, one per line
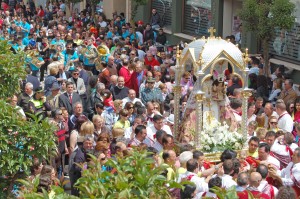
29,146,35,151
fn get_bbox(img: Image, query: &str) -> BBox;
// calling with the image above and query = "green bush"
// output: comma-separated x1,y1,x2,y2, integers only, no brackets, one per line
18,150,182,199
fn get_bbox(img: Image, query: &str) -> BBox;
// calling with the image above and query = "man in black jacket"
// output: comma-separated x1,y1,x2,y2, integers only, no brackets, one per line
150,8,161,29
69,135,94,196
156,28,167,45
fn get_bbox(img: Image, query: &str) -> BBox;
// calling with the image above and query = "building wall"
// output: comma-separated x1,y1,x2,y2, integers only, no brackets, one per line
103,0,127,19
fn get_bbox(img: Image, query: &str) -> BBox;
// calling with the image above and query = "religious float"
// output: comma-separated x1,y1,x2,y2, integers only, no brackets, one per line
173,27,252,162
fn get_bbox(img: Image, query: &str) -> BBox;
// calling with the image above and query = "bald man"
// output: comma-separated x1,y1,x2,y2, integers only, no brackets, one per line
110,76,129,100
107,56,117,75
237,172,270,199
109,75,118,90
122,89,144,107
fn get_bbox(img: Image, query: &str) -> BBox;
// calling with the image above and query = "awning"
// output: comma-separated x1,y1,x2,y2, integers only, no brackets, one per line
269,58,300,71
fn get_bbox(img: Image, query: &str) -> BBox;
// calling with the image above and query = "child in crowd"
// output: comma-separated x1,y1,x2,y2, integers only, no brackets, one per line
256,127,267,143
247,121,258,139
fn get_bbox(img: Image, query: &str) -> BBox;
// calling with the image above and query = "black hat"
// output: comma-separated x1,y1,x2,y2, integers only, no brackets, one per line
35,86,44,93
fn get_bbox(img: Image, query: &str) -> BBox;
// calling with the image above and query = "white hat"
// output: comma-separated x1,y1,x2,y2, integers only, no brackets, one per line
166,114,174,125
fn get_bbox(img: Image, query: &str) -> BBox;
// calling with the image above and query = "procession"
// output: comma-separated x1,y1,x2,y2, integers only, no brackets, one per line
0,0,300,198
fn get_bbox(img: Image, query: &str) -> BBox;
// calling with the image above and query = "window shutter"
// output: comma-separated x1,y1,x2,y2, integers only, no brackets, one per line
269,24,300,65
183,1,212,37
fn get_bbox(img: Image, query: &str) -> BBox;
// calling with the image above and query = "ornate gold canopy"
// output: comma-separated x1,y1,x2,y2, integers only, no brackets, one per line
179,28,247,74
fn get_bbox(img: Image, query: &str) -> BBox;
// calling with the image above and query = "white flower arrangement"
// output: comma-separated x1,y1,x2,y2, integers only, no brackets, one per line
195,121,246,153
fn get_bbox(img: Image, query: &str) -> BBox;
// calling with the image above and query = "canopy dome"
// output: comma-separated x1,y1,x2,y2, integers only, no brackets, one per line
180,36,245,71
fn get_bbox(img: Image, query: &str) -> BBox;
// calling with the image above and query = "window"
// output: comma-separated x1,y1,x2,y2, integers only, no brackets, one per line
183,0,212,36
269,1,300,63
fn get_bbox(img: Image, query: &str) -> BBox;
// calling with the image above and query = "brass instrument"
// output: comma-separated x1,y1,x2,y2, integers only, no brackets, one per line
49,44,56,49
95,45,110,71
26,50,41,67
65,53,74,71
80,44,98,66
78,44,87,55
97,45,110,56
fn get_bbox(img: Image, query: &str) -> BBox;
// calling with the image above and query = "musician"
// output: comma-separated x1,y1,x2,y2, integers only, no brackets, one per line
38,37,50,81
62,42,79,71
51,33,66,47
25,48,45,77
11,37,25,52
8,21,16,36
28,33,38,49
20,17,31,37
83,37,98,73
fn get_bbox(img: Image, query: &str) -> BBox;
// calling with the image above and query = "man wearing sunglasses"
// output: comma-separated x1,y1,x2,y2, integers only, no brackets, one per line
140,77,163,105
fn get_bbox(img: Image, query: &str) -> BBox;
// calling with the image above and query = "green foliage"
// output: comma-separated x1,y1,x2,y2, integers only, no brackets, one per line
239,0,295,41
239,0,295,74
76,151,176,198
208,186,239,199
0,101,57,197
18,175,79,199
0,40,26,98
131,0,149,21
19,150,181,198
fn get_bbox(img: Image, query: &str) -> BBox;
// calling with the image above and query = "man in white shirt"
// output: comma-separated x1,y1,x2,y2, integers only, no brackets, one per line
258,143,280,170
269,147,300,192
144,114,172,147
230,98,242,124
122,89,144,108
214,159,237,189
275,99,293,133
124,115,146,140
178,159,209,198
152,130,166,153
127,125,147,147
266,131,295,168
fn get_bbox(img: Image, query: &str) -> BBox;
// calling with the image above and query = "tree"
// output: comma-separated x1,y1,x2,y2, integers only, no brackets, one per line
0,40,57,198
0,40,26,98
239,0,295,75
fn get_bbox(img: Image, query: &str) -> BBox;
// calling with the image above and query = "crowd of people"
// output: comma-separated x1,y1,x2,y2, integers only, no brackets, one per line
2,0,300,198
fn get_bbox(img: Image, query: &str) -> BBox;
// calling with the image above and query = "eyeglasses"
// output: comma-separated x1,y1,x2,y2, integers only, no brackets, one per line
128,107,134,109
122,115,128,117
153,106,159,109
67,46,72,49
122,28,126,29
73,73,79,75
270,122,277,124
148,82,154,84
130,54,135,55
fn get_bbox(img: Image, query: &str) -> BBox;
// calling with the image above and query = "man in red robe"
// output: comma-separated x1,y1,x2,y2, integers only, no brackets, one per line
237,172,270,199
